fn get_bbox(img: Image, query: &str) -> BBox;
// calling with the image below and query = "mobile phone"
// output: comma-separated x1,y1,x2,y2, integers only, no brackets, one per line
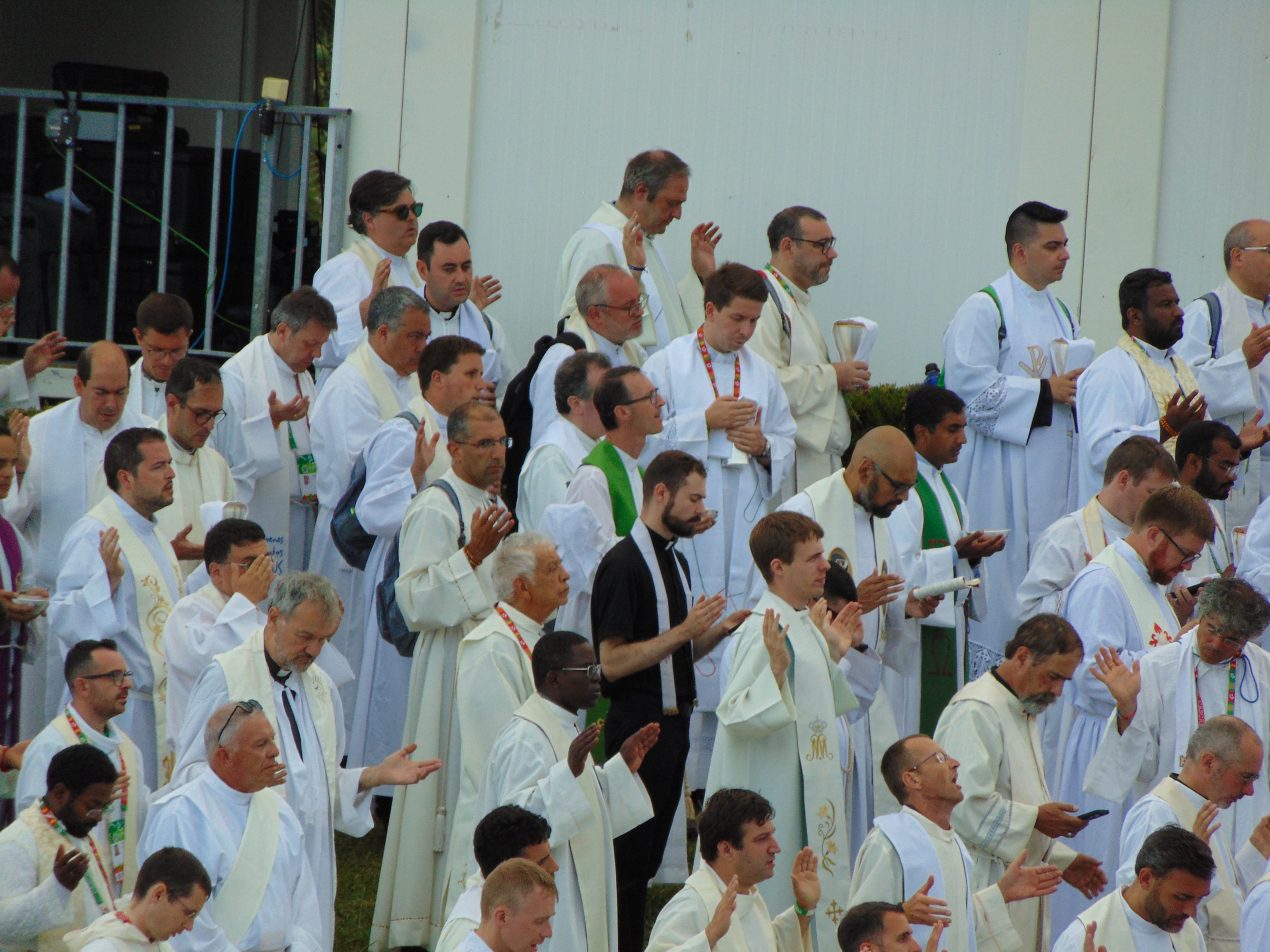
1186,581,1207,596
1076,808,1109,822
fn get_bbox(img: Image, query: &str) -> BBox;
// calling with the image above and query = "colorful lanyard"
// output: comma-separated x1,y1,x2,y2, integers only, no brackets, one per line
39,801,116,913
1194,660,1238,725
766,266,798,301
494,603,533,658
64,708,128,894
696,326,741,398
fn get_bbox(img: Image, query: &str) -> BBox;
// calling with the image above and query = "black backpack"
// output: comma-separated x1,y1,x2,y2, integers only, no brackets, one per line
499,329,586,514
329,410,420,570
376,478,466,658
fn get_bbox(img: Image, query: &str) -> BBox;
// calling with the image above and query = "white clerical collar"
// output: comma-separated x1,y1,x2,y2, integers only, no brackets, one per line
362,234,410,267
165,429,198,466
66,704,118,746
593,333,625,364
79,408,125,440
763,589,809,621
497,601,543,637
539,693,581,728
901,804,956,841
1165,774,1209,810
1008,268,1053,303
769,265,810,307
1130,336,1176,361
1094,497,1132,536
267,340,298,379
368,341,412,385
201,762,253,808
110,490,157,531
426,295,462,323
1119,889,1172,939
916,455,944,479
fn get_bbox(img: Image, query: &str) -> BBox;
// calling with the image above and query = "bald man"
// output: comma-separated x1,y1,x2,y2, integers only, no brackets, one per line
771,425,940,859
3,341,146,721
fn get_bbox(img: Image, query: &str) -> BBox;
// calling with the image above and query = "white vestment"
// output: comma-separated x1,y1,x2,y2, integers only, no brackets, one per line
138,767,323,952
370,469,498,952
434,879,481,952
345,398,451,773
1176,278,1270,528
0,361,34,411
516,415,596,533
426,299,510,396
850,807,1022,952
645,863,810,952
173,628,372,951
943,270,1088,673
1235,495,1270,598
934,671,1078,952
50,493,184,787
63,912,173,952
1083,631,1270,859
1017,497,1131,619
1052,889,1205,952
3,398,144,722
213,334,317,571
123,359,164,424
706,590,857,952
1241,858,1270,952
746,265,851,501
161,584,264,751
477,692,654,952
151,417,235,577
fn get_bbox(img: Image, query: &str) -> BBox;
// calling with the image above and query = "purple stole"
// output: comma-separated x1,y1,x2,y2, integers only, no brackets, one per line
0,515,25,746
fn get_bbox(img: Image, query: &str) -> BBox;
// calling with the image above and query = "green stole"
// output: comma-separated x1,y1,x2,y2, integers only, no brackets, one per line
581,440,642,537
914,470,963,735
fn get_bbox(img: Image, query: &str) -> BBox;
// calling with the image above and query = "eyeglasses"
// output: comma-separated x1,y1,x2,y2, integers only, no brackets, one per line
453,436,513,450
905,750,948,773
1240,246,1270,254
180,400,227,426
1201,618,1249,651
1203,457,1240,476
216,699,264,747
598,300,644,318
792,236,837,254
617,387,661,407
874,463,915,494
81,669,133,687
219,555,263,570
378,201,423,221
558,664,603,680
1158,526,1201,567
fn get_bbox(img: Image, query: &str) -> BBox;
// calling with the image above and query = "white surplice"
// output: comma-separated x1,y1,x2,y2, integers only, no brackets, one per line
213,334,317,572
138,767,323,952
1236,494,1270,598
0,361,35,411
942,270,1085,675
345,399,450,774
934,671,1078,952
747,266,850,502
1176,279,1270,529
50,493,183,788
849,806,1021,952
1242,857,1270,952
516,415,597,533
370,469,498,952
123,358,165,425
1017,497,1131,619
476,692,654,952
426,299,510,396
161,584,264,751
434,877,480,952
1052,889,1204,952
152,416,236,577
645,862,810,952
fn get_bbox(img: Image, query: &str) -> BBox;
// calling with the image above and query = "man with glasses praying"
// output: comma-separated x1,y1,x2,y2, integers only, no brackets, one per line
1050,484,1217,933
16,640,148,901
475,631,658,952
152,357,235,573
140,700,322,951
1084,578,1270,885
749,205,867,501
312,169,426,383
124,292,193,424
1176,421,1244,580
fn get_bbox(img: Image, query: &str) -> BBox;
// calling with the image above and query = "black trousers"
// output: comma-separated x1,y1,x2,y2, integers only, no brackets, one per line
605,703,691,952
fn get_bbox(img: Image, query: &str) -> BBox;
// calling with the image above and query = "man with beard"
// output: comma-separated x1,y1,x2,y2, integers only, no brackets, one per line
51,429,183,786
590,450,745,950
850,734,1062,952
1053,485,1217,932
1176,421,1243,579
933,614,1105,951
0,744,119,950
1053,826,1211,952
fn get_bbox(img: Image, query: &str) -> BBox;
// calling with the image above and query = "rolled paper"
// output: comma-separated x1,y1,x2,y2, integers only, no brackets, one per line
912,576,981,600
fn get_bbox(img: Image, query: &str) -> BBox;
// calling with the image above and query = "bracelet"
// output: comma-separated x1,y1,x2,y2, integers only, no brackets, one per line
630,265,645,272
794,901,814,918
1160,416,1178,439
463,546,479,569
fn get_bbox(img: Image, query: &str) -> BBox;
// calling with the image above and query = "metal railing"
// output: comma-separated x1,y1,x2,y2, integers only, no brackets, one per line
1,87,352,356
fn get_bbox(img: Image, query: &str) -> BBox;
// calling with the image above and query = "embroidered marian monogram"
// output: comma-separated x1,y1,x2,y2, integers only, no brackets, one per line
806,716,830,761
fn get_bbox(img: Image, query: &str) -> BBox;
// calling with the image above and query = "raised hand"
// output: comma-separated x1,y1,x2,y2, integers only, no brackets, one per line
53,844,90,890
410,426,441,488
98,528,124,594
1089,646,1141,718
1192,801,1222,844
790,846,821,911
924,920,948,952
360,742,443,790
1249,814,1270,858
903,875,951,926
1061,854,1107,899
465,505,515,565
680,593,728,643
810,598,863,658
1238,410,1270,453
856,568,905,613
568,722,602,777
1163,388,1207,437
359,258,392,323
170,524,203,562
996,850,1062,902
622,214,647,272
762,608,791,686
228,553,275,605
1034,801,1088,839
471,274,503,311
705,874,739,948
690,222,722,279
22,331,67,378
619,722,660,772
1083,921,1108,952
1243,324,1270,369
955,530,1006,562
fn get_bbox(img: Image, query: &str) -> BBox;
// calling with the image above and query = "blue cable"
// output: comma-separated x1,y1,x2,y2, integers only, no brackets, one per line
214,102,262,313
264,142,302,180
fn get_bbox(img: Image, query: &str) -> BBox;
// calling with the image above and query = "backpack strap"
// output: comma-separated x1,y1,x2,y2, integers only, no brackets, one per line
1201,291,1223,359
760,272,792,338
430,478,467,548
980,285,1007,347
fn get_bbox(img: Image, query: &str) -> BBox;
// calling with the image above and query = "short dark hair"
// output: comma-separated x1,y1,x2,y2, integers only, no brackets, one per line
554,352,610,415
1104,435,1178,485
838,902,906,952
904,385,966,441
879,735,927,804
136,292,194,335
347,170,413,234
1002,613,1083,662
448,401,500,445
767,206,826,252
823,563,858,603
531,630,589,689
416,220,469,265
1175,421,1239,472
203,518,267,569
1119,268,1174,327
48,743,117,796
697,788,774,862
270,286,337,333
703,262,767,312
750,512,823,584
64,638,121,687
619,149,690,200
1004,201,1068,256
593,366,643,431
76,341,118,384
417,335,484,394
642,450,707,504
1134,825,1215,881
473,806,553,877
134,847,212,900
1133,484,1216,541
104,427,167,492
165,357,221,401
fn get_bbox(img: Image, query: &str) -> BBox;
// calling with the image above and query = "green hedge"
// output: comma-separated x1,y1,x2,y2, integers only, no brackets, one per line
844,383,919,458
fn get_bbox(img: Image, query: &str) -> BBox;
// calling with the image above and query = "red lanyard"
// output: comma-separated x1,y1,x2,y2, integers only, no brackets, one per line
65,707,128,893
696,326,741,398
1195,660,1237,724
494,603,533,658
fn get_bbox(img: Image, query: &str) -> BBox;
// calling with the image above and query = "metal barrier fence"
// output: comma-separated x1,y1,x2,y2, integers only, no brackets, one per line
1,87,351,356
